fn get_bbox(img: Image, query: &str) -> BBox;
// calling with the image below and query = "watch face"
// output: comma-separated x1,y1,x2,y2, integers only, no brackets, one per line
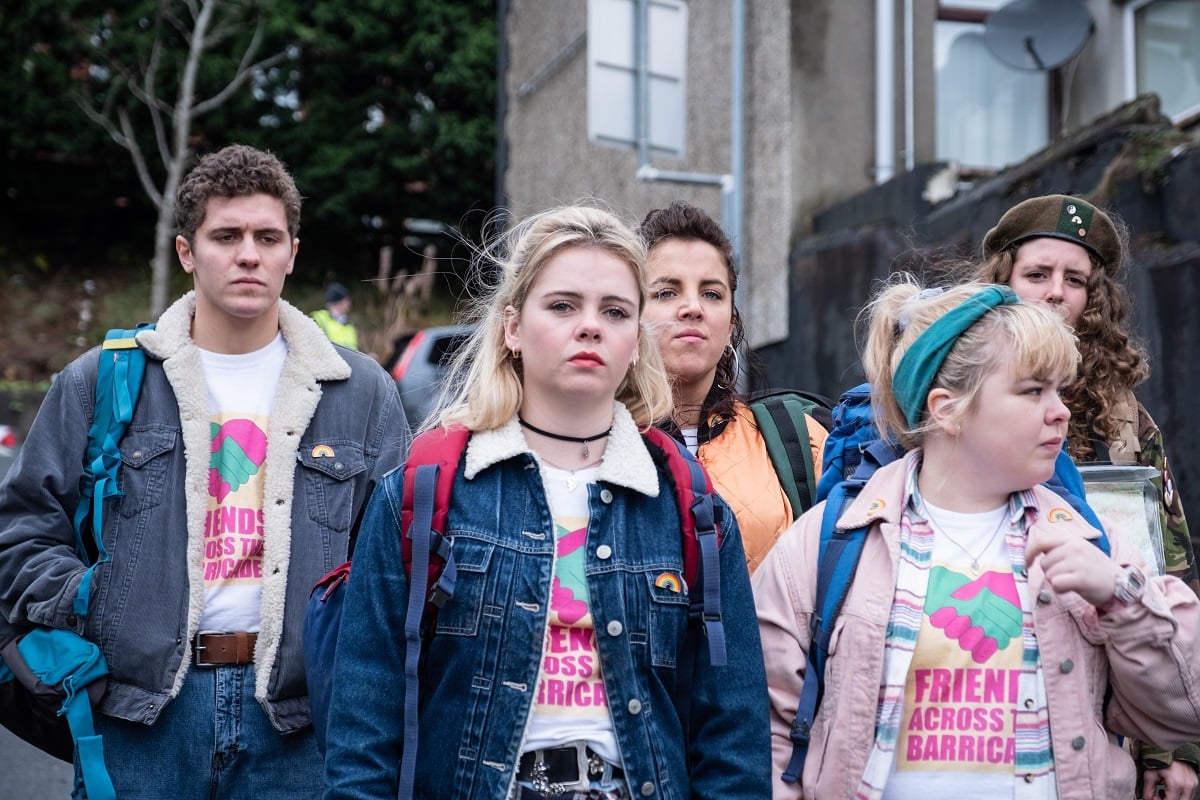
1115,565,1147,605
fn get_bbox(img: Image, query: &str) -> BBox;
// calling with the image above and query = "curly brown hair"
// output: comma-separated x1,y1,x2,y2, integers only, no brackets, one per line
175,144,302,243
975,247,1149,460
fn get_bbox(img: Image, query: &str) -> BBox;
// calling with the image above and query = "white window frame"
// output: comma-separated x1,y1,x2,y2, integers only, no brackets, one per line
587,0,687,156
1123,0,1200,121
934,4,1051,170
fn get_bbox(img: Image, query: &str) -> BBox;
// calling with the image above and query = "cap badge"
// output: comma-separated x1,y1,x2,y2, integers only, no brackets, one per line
1066,204,1077,214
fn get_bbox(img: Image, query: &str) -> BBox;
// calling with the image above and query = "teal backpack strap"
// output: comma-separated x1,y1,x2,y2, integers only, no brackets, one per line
71,325,153,617
15,628,115,800
750,391,827,518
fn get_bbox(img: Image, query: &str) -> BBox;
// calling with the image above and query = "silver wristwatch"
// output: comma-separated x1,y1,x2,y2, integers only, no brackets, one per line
1112,564,1147,606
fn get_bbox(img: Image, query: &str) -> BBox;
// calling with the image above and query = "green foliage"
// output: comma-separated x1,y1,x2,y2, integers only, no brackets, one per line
0,0,498,281
252,0,498,260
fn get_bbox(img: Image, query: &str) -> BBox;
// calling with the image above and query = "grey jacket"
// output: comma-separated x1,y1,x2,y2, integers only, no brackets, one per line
0,293,410,732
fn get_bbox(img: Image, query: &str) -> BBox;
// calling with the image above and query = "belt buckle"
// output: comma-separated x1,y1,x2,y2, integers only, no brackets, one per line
193,631,210,667
193,630,226,668
529,742,591,796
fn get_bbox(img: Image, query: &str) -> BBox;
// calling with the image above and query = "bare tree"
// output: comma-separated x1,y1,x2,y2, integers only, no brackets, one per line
76,0,289,315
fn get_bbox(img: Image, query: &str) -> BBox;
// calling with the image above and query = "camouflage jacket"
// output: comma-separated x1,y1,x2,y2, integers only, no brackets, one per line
1092,396,1200,773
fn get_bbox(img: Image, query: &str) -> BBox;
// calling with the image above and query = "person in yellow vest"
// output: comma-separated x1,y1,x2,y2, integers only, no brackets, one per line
311,282,360,350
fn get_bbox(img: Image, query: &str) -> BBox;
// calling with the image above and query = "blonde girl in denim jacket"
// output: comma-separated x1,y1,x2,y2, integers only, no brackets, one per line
323,205,770,800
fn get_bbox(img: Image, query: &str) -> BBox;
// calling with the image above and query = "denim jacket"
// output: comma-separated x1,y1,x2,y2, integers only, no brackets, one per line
0,293,410,732
322,403,771,799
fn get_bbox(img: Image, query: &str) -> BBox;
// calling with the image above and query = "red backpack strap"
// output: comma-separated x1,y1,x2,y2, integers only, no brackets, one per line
643,427,726,666
400,426,470,611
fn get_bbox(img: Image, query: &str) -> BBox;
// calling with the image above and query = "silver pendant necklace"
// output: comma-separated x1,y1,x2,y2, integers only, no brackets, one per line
541,456,602,493
922,502,1010,576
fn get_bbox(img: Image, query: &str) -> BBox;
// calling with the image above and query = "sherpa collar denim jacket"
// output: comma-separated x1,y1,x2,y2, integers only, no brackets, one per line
0,292,410,733
322,403,771,800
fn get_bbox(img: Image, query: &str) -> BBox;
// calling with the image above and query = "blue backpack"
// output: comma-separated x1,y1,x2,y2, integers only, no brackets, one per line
783,381,1109,784
0,325,153,800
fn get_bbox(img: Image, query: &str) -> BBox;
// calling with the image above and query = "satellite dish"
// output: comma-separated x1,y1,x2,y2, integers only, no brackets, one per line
983,0,1094,71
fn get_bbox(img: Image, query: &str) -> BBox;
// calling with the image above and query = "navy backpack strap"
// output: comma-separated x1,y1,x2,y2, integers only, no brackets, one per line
684,453,725,667
401,465,438,800
643,427,725,667
783,481,868,785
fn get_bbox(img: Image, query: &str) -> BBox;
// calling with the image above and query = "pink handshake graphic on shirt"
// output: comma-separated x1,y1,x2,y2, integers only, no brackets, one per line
551,525,589,624
209,419,268,501
927,566,1023,663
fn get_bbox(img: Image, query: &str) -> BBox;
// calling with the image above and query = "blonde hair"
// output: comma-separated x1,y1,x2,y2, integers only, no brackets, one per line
862,274,1080,450
425,204,673,433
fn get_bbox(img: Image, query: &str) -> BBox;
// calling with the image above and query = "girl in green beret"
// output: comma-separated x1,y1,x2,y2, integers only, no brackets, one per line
977,194,1200,799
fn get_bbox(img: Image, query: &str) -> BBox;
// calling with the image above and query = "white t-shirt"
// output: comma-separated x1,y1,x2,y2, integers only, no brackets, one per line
197,334,287,633
521,462,620,764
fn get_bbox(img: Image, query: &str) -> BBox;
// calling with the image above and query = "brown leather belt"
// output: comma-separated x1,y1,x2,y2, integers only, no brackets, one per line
193,632,257,667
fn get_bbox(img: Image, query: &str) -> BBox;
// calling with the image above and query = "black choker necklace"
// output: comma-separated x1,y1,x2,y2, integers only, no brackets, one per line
518,415,612,458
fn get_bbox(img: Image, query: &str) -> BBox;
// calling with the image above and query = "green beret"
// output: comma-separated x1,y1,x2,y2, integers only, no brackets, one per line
982,194,1122,270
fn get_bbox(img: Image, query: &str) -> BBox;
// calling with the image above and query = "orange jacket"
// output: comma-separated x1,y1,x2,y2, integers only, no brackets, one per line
697,401,827,574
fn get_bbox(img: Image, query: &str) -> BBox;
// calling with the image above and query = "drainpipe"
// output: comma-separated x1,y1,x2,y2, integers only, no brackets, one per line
904,0,915,171
875,0,896,183
636,0,651,167
728,0,745,268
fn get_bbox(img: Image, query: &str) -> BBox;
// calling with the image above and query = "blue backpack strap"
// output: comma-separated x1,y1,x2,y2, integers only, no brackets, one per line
401,464,439,800
685,453,725,667
64,674,115,800
71,325,152,617
783,479,871,785
643,427,726,667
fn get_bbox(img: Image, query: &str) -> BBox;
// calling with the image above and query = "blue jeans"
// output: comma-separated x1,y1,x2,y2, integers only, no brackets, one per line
88,665,321,800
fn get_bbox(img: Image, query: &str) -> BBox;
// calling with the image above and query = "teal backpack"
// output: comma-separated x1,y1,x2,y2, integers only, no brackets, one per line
747,389,833,518
0,324,153,800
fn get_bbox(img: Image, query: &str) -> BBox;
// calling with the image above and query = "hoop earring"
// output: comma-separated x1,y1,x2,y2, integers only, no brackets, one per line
716,344,739,391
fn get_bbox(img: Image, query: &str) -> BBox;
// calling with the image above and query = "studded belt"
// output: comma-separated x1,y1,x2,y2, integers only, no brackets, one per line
517,741,624,796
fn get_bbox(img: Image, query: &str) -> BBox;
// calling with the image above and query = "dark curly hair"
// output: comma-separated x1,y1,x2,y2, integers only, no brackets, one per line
975,247,1149,460
638,200,746,421
175,144,302,243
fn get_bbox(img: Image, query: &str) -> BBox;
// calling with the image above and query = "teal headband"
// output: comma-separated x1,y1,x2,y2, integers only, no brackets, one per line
893,285,1019,428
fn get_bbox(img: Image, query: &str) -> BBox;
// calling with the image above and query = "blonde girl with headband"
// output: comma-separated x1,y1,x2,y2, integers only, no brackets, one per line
322,204,770,800
753,276,1200,799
